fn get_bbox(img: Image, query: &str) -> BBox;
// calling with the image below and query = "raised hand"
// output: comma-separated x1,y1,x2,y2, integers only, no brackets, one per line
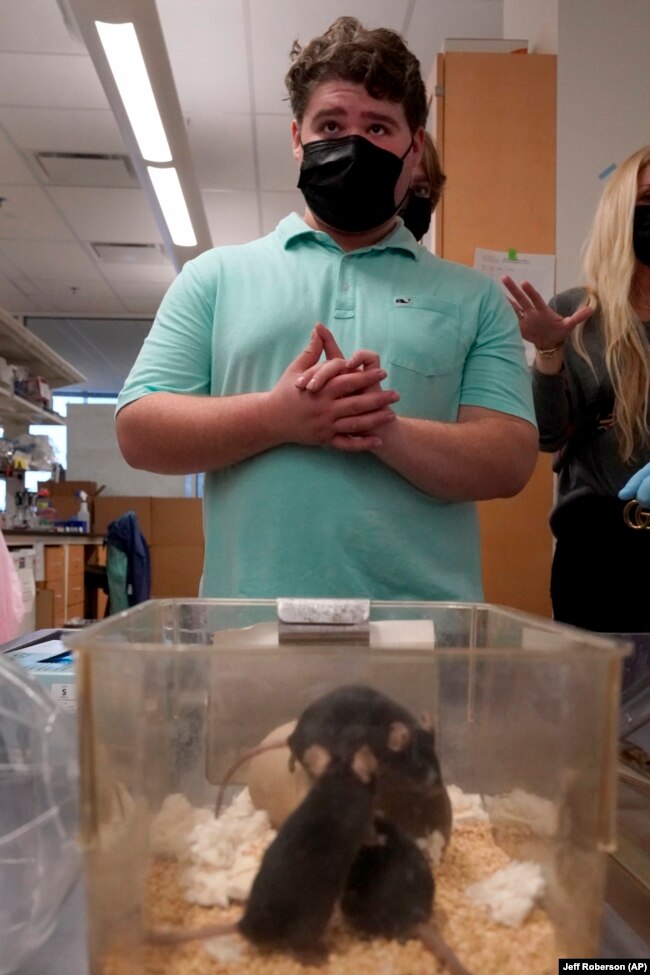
501,276,592,349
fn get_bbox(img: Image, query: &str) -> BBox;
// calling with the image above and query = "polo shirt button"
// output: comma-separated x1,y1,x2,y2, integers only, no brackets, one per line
341,282,349,291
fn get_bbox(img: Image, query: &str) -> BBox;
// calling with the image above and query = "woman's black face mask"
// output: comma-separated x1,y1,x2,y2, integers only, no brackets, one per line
633,204,650,267
298,134,412,234
400,190,432,241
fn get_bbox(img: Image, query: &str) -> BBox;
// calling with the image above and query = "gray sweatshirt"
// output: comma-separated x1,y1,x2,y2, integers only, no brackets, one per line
532,286,650,529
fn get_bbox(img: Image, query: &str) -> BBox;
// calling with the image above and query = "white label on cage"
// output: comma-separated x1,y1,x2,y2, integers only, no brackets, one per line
369,620,435,648
51,683,76,712
521,625,582,653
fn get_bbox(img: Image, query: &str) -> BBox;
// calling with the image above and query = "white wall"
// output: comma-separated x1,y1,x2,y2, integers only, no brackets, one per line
65,404,190,497
505,0,650,293
503,0,557,53
556,0,650,290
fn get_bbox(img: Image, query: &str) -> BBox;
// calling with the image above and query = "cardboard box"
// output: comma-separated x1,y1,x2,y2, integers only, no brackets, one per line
49,481,101,530
51,494,84,525
150,544,203,598
150,498,204,547
94,496,152,540
49,480,98,498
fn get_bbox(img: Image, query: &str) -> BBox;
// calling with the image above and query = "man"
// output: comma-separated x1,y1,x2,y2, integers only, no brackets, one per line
116,16,537,601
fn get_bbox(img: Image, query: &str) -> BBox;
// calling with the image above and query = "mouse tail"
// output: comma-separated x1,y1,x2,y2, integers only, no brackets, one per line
414,922,475,975
214,742,287,816
146,920,239,945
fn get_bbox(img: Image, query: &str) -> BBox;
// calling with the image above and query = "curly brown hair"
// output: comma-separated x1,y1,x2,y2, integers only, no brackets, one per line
285,16,428,134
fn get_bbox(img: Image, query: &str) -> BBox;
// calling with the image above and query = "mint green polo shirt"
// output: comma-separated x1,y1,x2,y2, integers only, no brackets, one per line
117,213,535,601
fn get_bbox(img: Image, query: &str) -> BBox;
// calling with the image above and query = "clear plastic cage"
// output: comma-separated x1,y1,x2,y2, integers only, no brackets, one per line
66,599,630,975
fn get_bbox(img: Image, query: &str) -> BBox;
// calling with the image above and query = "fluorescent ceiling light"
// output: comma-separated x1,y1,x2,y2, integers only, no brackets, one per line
147,166,197,247
95,20,172,163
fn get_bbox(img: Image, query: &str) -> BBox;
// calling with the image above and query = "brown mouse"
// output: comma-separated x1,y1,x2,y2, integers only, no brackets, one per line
149,744,377,964
341,816,473,975
216,684,451,842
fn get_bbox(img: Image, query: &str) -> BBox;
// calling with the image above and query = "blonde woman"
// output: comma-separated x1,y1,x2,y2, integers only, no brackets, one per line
503,145,650,633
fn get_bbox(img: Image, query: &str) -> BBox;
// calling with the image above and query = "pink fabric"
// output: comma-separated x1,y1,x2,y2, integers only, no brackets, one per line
0,531,24,642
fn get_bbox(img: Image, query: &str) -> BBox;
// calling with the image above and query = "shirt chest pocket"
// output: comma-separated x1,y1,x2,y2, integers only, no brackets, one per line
388,295,461,376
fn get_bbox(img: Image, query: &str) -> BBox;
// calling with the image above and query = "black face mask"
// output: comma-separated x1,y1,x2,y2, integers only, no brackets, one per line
298,134,411,234
633,204,650,267
400,190,432,241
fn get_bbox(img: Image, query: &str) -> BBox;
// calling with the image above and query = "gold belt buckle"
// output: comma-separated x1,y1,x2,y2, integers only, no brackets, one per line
623,499,650,529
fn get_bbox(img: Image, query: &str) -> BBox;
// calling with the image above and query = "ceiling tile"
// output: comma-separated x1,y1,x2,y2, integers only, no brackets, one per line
0,273,31,305
47,186,161,243
186,111,256,190
261,190,304,236
0,254,37,294
0,106,124,155
105,279,170,299
0,293,54,314
99,263,176,285
0,239,102,279
256,114,299,192
0,184,76,240
29,278,116,299
203,190,261,245
157,0,252,115
47,294,128,315
0,127,37,185
0,1,83,54
0,53,108,110
121,296,162,315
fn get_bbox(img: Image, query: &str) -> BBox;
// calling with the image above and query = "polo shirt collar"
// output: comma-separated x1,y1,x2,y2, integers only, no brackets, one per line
276,212,420,260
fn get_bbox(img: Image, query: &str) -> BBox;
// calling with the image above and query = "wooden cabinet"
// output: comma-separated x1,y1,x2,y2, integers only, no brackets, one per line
67,544,85,619
435,51,557,617
43,543,87,626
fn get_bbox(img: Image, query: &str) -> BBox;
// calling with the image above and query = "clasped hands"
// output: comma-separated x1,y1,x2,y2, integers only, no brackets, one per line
270,322,399,452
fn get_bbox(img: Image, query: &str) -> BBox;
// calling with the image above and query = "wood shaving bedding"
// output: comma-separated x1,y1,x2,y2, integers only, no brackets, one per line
99,821,556,975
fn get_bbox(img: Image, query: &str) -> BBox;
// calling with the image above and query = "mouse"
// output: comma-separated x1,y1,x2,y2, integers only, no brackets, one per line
341,816,474,975
215,684,451,842
374,737,453,845
149,744,377,964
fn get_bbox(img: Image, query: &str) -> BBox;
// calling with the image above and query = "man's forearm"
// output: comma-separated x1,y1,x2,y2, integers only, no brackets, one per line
116,391,279,474
370,407,538,501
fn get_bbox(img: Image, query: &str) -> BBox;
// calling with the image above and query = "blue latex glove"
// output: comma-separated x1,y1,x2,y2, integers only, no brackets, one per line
619,462,650,505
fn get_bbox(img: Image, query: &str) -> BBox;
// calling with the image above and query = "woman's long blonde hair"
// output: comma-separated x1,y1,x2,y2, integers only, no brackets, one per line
574,145,650,461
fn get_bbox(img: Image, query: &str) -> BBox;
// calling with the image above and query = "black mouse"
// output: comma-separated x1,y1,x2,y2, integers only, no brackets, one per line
216,684,451,842
238,744,376,959
287,685,452,841
150,744,377,964
341,816,434,937
341,817,474,975
287,684,436,779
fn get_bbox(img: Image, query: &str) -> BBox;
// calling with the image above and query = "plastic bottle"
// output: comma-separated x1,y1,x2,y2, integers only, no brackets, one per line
76,490,90,533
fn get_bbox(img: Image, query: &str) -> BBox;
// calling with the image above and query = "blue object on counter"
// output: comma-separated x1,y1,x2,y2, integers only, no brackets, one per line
2,633,76,713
